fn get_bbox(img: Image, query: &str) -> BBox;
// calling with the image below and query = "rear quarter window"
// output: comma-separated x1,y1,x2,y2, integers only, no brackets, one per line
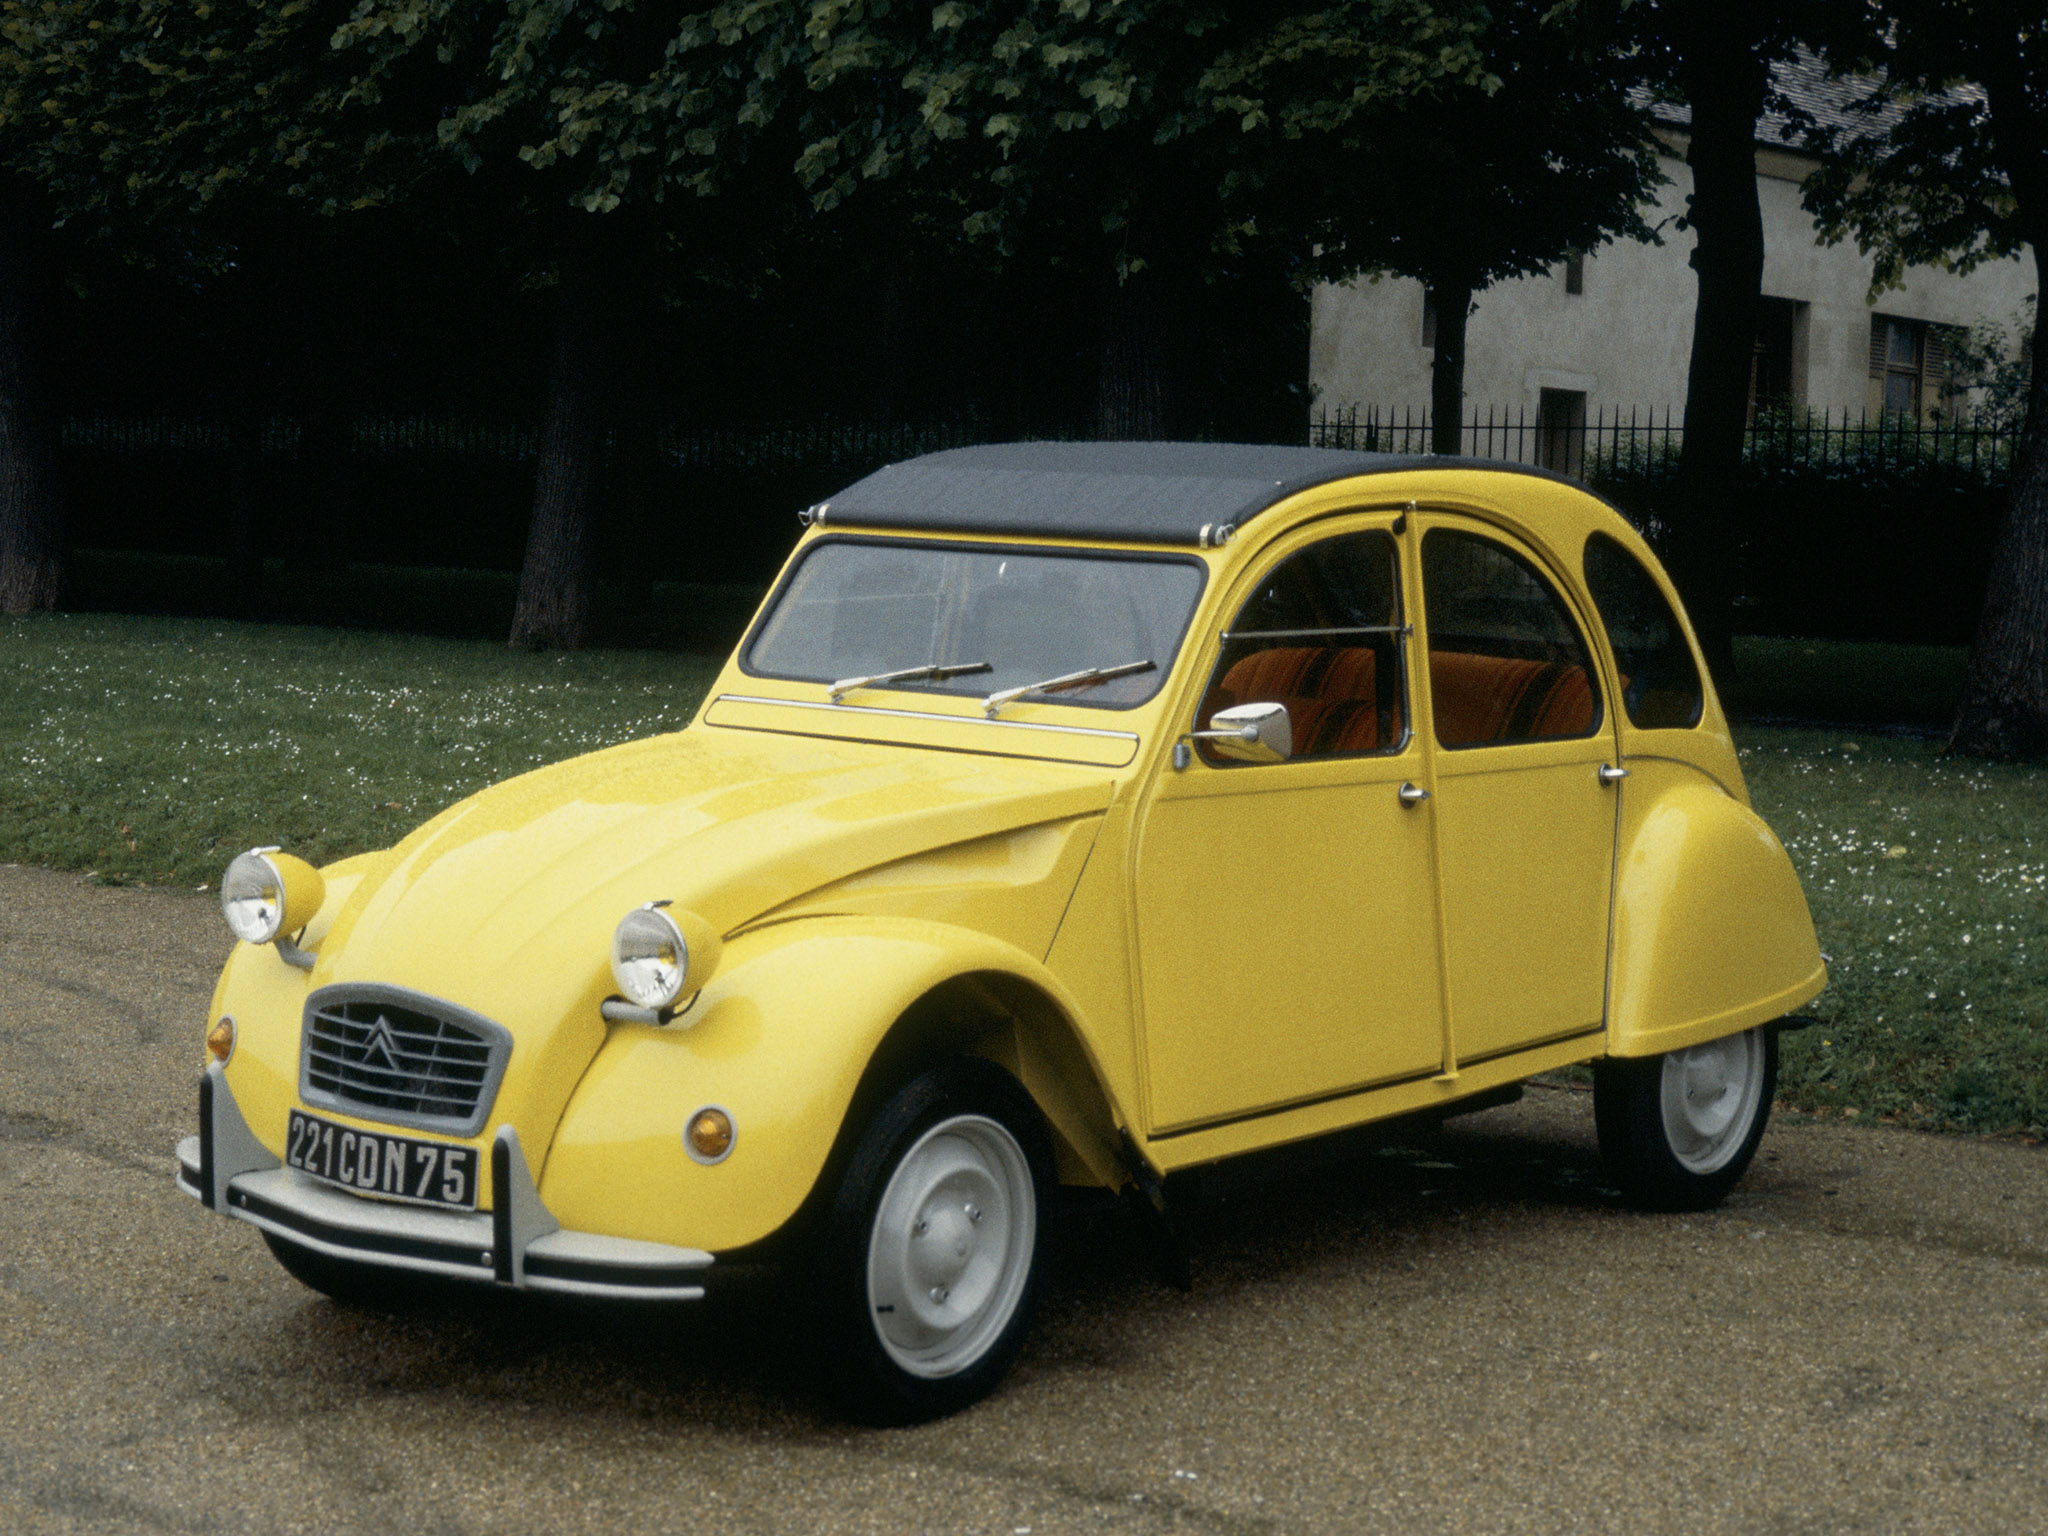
1581,533,1705,730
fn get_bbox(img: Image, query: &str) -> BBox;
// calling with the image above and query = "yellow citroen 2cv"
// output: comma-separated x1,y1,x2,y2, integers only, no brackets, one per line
178,442,1825,1420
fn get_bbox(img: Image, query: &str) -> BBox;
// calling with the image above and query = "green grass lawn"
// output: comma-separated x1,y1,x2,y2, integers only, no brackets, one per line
4,611,2043,1137
1742,729,2047,1137
1727,635,1973,727
0,612,722,885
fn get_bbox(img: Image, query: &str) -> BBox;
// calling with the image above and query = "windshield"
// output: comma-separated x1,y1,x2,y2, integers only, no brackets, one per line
745,539,1206,709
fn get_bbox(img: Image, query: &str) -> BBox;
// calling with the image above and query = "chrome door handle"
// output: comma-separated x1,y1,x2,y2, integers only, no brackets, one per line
1398,781,1430,806
1598,763,1629,785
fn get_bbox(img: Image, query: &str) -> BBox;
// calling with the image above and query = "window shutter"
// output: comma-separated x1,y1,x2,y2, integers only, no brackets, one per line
1868,315,1889,377
1923,326,1952,388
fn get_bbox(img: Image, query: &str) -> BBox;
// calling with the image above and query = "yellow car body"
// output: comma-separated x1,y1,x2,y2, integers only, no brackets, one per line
178,442,1823,1414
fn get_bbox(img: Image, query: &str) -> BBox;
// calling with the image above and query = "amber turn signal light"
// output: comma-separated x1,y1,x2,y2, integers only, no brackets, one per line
206,1016,236,1065
684,1107,734,1164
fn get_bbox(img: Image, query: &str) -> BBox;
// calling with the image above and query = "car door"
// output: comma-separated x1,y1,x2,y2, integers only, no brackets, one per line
1133,516,1446,1133
1416,515,1620,1064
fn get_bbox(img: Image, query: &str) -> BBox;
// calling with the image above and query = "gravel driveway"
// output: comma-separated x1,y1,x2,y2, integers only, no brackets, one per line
2,862,2045,1535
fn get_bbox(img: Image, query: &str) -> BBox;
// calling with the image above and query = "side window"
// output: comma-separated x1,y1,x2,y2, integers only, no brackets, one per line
1421,529,1601,748
1199,530,1408,762
1582,533,1704,730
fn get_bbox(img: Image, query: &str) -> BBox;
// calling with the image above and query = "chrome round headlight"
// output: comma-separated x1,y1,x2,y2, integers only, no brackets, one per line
611,903,690,1011
219,846,325,947
221,848,288,944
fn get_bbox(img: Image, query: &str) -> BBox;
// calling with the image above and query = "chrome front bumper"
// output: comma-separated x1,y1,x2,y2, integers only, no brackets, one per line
176,1064,713,1301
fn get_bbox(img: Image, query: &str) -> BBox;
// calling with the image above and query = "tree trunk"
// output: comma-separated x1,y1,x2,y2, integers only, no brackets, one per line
1096,265,1176,440
1429,278,1474,457
599,268,662,627
510,229,614,650
1948,189,2048,755
0,205,62,614
225,409,266,616
1672,25,1770,686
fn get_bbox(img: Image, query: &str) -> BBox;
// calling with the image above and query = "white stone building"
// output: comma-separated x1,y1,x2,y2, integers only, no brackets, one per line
1308,62,2037,459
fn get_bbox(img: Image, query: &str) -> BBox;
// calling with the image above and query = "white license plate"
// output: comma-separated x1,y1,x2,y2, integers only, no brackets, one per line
285,1110,479,1210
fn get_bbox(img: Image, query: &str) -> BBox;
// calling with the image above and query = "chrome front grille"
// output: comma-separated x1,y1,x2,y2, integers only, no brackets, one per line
300,985,512,1137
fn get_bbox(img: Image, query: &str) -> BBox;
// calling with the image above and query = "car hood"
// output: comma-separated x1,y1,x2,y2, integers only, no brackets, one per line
316,723,1115,1030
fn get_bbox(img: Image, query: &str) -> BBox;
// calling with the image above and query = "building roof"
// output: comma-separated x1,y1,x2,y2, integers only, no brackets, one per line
1646,47,1976,154
818,441,1572,546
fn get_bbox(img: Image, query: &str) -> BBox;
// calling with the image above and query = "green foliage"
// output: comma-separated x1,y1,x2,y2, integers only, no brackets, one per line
331,0,820,213
1301,0,1663,293
794,1,1504,262
0,0,413,243
1590,420,2009,645
1944,298,2036,434
1802,8,2044,292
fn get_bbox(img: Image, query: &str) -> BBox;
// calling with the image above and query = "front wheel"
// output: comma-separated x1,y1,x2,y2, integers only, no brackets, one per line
1594,1026,1777,1211
815,1059,1053,1423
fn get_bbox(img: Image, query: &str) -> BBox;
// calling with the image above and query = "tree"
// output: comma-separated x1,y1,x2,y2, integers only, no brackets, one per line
333,0,822,646
1805,10,2048,758
1618,7,1818,676
797,1,1505,439
1287,1,1662,455
0,0,432,613
0,184,60,612
1607,5,1881,678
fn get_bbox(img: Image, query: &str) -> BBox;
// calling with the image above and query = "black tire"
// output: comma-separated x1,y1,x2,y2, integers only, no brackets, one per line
1594,1026,1777,1211
262,1232,451,1310
814,1058,1054,1424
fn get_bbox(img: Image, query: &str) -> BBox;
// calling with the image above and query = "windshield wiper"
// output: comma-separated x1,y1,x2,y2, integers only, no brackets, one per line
982,660,1155,718
827,660,992,703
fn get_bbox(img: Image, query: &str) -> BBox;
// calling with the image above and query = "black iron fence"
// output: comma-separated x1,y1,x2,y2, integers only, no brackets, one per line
1309,404,2019,486
60,413,1002,473
1311,404,2016,646
55,405,2021,644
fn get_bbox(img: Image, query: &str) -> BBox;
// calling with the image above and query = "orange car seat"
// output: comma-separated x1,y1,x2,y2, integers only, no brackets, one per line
1427,651,1595,744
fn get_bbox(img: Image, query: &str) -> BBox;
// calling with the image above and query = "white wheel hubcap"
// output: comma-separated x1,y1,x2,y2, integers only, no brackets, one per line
866,1114,1036,1379
1660,1029,1766,1174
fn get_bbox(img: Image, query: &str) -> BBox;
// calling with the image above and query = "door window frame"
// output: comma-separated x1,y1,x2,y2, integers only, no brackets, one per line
1414,519,1611,753
1170,510,1423,773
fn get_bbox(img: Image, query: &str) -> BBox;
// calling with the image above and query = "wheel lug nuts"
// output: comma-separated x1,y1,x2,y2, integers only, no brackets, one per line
914,1219,927,1235
930,1285,948,1303
965,1204,981,1222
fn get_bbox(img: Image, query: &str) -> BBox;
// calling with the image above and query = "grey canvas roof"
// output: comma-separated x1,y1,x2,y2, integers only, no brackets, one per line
816,441,1568,546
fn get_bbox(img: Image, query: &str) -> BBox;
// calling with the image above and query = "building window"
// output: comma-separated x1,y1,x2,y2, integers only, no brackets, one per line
1750,297,1808,418
1421,288,1437,350
1536,388,1586,477
1563,254,1584,295
1869,314,1954,418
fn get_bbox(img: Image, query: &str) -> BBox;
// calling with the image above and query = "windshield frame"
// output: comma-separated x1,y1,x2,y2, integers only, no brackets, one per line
737,533,1210,712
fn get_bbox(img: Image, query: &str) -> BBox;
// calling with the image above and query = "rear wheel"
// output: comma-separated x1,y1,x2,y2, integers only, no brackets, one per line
1595,1026,1776,1210
816,1059,1052,1423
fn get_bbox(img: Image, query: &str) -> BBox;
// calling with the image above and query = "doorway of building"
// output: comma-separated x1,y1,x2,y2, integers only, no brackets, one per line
1536,388,1587,476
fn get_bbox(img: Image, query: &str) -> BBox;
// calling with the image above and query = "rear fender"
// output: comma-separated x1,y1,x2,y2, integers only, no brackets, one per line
1607,762,1827,1058
538,915,1128,1256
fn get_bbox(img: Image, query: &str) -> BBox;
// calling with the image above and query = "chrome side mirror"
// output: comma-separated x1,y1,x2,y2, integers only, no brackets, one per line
1174,701,1292,768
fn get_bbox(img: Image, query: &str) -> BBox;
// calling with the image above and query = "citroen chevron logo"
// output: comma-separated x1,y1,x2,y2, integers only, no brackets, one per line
360,1015,404,1076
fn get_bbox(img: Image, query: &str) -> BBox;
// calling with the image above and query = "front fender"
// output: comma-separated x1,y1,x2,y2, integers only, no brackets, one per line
1607,761,1826,1058
537,915,1118,1255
